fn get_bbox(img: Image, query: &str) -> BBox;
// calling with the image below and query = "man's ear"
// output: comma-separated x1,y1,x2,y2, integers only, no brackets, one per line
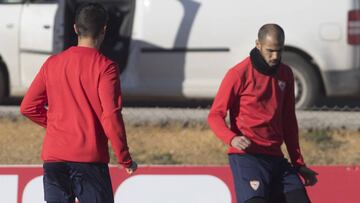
102,25,107,34
255,39,261,49
73,24,79,35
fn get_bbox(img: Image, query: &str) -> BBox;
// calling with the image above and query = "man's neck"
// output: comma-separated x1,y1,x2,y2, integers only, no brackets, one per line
250,48,279,76
77,37,101,50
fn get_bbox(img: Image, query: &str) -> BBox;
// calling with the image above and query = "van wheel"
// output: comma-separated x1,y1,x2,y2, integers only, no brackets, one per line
282,52,322,109
0,68,7,104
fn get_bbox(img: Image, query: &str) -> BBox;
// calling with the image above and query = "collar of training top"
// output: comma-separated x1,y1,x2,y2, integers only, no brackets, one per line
250,48,280,76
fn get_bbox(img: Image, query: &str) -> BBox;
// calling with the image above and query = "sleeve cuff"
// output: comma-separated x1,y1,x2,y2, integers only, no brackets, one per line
119,160,133,168
224,133,237,146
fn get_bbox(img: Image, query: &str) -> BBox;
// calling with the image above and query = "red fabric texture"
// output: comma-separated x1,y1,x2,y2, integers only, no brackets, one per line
208,57,305,167
20,46,132,168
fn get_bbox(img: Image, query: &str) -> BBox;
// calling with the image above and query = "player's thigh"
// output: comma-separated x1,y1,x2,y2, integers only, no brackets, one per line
269,160,308,203
285,188,311,203
229,154,272,203
43,162,75,203
70,163,114,203
280,161,305,193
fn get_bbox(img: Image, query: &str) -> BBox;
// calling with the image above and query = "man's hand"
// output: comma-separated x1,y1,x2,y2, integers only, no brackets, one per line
298,166,318,186
231,135,251,150
124,161,138,175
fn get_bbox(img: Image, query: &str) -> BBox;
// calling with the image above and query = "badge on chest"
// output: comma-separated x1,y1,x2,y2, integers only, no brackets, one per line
278,80,286,91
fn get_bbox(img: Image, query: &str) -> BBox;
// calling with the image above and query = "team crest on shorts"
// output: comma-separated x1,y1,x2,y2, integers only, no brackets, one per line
278,80,286,91
250,180,260,191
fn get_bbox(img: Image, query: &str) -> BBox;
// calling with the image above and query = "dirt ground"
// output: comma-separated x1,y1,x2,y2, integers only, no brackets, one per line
1,117,360,166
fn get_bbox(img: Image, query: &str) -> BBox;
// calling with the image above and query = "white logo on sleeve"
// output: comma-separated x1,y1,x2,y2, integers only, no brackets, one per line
278,80,286,91
250,180,260,191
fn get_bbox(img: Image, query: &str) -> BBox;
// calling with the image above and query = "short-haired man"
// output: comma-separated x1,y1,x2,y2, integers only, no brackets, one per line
208,24,318,203
20,3,137,203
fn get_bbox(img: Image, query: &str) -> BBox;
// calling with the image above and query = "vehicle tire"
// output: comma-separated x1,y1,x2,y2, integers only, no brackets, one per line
0,65,7,104
282,52,322,109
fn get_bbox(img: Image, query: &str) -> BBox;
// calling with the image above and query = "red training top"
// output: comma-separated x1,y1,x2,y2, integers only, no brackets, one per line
208,57,305,167
20,46,132,168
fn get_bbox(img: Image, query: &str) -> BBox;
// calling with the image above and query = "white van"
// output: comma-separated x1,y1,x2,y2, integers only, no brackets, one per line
1,0,360,109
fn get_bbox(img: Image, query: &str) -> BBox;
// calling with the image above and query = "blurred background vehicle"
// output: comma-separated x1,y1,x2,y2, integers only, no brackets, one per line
1,0,360,109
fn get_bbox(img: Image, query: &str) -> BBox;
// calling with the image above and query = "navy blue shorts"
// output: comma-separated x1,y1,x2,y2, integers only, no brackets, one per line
43,162,114,203
229,154,305,203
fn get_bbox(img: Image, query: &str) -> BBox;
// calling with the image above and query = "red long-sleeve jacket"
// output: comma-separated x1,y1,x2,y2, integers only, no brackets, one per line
20,46,132,168
208,57,305,167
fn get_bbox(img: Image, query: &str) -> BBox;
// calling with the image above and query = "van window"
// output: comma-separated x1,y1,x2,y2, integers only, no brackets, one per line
0,0,24,3
29,0,57,3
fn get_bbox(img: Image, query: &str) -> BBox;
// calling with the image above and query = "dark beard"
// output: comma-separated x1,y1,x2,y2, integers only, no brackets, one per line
250,48,280,76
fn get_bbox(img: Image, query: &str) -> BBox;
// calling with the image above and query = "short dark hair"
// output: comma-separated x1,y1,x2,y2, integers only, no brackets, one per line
75,3,108,38
258,24,285,43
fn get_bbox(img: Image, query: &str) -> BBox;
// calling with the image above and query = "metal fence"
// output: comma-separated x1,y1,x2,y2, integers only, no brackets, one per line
2,106,360,131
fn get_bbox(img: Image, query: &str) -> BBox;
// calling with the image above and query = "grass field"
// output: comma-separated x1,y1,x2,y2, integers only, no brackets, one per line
1,117,360,165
